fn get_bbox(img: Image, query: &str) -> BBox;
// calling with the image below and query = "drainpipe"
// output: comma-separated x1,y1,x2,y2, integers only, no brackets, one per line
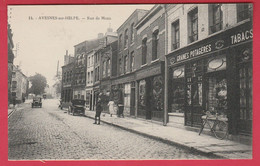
163,5,168,126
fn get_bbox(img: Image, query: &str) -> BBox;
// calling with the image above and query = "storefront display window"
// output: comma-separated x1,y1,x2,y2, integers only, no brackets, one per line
171,66,185,113
139,80,146,109
152,76,164,112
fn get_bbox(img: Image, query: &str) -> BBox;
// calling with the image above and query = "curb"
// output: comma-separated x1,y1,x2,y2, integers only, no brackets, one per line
83,114,226,159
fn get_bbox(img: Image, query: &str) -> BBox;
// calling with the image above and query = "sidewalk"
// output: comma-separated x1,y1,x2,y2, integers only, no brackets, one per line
8,102,29,117
83,110,252,159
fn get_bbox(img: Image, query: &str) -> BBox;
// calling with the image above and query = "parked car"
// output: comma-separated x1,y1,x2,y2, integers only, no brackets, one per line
32,96,42,108
68,99,85,116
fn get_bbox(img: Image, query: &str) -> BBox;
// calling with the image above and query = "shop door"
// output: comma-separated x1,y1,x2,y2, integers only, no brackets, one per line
185,60,204,127
130,87,135,116
238,62,252,135
151,75,164,121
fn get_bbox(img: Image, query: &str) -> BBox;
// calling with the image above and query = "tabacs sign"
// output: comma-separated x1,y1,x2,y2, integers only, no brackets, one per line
169,27,253,65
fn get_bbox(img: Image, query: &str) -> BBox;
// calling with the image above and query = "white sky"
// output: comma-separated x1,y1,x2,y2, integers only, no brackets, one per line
8,5,154,86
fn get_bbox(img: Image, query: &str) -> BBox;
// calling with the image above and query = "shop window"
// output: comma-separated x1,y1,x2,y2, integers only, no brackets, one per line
139,80,146,109
209,4,223,34
152,30,159,60
171,20,180,50
152,75,164,112
188,8,198,43
237,3,253,22
171,66,185,113
207,76,227,116
238,49,252,121
206,55,227,116
142,38,147,65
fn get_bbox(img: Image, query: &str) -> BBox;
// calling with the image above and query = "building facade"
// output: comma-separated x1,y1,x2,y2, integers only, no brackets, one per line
73,41,88,100
111,9,149,117
61,54,74,106
8,24,15,105
99,40,118,113
11,65,29,103
134,5,166,121
86,50,95,110
165,4,253,135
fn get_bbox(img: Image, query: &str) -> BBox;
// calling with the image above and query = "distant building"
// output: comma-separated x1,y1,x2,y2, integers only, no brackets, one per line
11,65,29,103
61,51,75,104
8,24,15,104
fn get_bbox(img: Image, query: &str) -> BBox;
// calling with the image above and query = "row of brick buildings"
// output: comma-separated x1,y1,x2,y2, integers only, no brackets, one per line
61,4,253,136
8,24,29,105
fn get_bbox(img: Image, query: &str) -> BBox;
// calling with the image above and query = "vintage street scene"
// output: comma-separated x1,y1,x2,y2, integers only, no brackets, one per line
8,4,253,160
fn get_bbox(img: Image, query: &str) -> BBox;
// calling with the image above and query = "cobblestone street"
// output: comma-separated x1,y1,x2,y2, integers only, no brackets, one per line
8,99,211,160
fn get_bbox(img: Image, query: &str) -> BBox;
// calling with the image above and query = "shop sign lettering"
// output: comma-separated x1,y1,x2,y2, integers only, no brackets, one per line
168,25,252,66
171,44,212,64
231,29,253,45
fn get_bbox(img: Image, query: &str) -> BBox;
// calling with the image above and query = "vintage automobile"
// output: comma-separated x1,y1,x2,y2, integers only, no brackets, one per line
68,99,85,116
32,96,42,108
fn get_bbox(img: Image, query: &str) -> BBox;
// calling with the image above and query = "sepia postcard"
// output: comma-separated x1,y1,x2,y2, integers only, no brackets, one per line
6,3,253,161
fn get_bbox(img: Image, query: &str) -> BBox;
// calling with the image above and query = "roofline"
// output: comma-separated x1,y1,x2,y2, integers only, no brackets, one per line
135,5,163,29
117,9,149,32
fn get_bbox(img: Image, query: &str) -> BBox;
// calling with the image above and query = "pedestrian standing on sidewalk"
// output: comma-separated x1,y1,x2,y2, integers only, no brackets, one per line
118,103,124,118
12,96,16,109
94,96,102,125
108,100,115,117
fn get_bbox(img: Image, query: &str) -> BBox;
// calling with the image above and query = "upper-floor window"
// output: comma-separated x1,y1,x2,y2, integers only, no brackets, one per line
237,3,253,22
88,56,90,66
188,8,198,43
119,34,123,50
107,59,111,76
103,61,106,77
152,30,159,61
171,20,180,50
87,72,90,84
91,71,93,83
12,81,17,89
12,72,16,78
119,58,122,75
124,29,129,48
142,38,147,65
124,55,128,73
209,4,223,34
130,23,135,43
130,51,134,72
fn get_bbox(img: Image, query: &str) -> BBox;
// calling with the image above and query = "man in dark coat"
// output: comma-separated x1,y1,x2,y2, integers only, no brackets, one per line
94,96,102,125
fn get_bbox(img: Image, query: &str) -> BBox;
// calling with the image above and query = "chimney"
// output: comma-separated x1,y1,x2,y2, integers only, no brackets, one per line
107,27,113,33
98,33,104,39
64,50,69,65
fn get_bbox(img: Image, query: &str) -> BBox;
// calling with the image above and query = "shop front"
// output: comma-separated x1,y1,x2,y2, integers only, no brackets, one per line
100,79,112,113
111,72,136,116
85,88,93,110
136,61,164,121
166,21,252,135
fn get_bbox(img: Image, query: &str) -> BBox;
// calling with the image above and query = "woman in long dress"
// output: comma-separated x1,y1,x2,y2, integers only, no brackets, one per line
108,100,115,117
